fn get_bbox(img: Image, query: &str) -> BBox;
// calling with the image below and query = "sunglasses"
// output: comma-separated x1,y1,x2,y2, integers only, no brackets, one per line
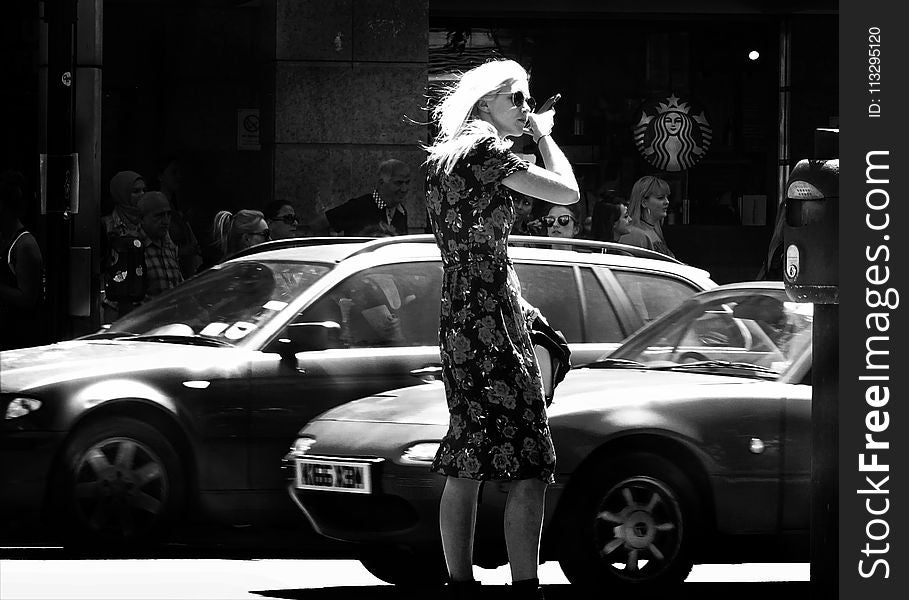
514,197,534,207
495,90,536,112
542,215,576,227
270,214,298,225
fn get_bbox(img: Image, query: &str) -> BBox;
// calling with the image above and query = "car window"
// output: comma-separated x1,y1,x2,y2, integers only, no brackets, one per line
108,260,330,342
580,268,624,343
613,270,699,324
616,292,813,374
300,262,443,348
513,263,582,342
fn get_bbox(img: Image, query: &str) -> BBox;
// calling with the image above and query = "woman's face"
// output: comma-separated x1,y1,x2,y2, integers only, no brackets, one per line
513,195,535,218
159,161,182,193
268,204,298,239
485,80,532,138
545,206,579,239
241,217,271,249
663,113,683,136
128,178,147,208
614,203,632,237
643,191,670,221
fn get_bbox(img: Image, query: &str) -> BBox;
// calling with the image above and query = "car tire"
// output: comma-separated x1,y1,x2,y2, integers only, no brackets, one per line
53,417,186,548
556,452,700,587
358,545,447,587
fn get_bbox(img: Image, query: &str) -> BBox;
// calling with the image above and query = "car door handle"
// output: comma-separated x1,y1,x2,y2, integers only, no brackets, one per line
410,365,442,383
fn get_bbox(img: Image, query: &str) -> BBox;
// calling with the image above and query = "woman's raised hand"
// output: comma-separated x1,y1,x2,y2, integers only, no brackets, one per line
526,110,554,143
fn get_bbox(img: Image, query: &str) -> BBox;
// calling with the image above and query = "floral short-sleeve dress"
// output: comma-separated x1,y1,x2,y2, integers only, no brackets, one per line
425,136,556,483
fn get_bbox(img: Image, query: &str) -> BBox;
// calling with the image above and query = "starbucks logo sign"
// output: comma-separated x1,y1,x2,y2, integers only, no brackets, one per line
634,94,712,172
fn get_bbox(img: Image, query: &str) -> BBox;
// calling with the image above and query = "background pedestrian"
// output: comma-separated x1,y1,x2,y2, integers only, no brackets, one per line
618,175,675,257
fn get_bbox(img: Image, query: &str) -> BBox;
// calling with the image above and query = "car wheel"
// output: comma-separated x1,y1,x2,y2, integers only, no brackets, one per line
54,417,186,548
557,452,700,587
359,545,447,586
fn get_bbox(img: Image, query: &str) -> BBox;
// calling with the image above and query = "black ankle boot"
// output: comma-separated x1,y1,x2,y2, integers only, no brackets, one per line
447,578,481,599
510,577,544,599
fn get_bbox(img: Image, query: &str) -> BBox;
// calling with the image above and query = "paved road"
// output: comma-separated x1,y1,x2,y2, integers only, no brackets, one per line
0,557,808,600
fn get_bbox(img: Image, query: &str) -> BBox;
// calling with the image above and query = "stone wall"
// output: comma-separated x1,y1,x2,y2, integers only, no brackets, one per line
266,0,429,232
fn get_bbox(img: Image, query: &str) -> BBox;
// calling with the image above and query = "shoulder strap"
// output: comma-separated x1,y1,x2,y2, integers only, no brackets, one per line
7,229,31,274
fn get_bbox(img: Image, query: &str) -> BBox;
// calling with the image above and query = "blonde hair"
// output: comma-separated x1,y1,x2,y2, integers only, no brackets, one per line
424,59,528,175
212,209,266,258
627,175,671,229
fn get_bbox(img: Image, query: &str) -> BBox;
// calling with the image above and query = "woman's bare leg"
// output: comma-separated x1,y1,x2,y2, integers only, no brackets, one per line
504,477,548,582
439,476,482,582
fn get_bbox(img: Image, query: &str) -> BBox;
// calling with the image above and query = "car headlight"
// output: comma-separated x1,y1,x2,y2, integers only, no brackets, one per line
289,435,317,457
401,442,441,464
4,397,42,420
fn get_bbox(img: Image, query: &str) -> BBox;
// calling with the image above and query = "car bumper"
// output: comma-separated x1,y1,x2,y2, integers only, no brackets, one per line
0,430,65,516
284,457,444,545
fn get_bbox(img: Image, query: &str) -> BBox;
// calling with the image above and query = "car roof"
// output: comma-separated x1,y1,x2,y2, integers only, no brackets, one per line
227,234,715,283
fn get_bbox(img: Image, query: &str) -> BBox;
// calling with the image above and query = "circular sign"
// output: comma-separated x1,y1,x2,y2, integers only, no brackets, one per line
633,94,712,172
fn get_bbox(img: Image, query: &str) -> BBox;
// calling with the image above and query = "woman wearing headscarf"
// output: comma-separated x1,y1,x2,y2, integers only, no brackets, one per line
100,171,147,320
102,171,146,239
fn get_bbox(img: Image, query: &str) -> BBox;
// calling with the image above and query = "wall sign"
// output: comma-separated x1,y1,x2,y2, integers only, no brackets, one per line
633,94,712,172
237,109,261,151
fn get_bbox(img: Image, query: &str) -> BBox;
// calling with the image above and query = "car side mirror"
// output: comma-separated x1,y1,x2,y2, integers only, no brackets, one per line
271,321,341,359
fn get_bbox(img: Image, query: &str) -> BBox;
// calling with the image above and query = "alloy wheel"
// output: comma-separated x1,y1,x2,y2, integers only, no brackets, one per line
593,475,684,582
71,436,170,539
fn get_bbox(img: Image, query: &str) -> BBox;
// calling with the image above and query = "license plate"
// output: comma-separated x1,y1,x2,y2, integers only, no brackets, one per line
295,457,374,494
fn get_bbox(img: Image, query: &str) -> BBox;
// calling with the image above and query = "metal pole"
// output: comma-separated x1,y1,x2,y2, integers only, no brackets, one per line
42,0,78,342
811,303,838,596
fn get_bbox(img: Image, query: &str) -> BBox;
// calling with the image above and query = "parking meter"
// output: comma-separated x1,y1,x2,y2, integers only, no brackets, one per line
782,157,839,591
782,159,839,303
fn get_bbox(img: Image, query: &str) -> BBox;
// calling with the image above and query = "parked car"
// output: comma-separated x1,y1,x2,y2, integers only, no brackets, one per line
284,281,813,587
0,235,713,548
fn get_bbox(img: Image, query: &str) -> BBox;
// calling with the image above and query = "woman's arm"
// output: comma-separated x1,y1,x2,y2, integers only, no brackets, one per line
502,111,579,205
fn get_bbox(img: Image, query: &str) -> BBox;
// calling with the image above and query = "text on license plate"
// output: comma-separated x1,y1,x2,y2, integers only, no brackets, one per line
295,459,372,494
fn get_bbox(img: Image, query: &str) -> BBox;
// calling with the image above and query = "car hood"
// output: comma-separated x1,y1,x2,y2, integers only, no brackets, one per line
312,368,761,426
0,339,247,392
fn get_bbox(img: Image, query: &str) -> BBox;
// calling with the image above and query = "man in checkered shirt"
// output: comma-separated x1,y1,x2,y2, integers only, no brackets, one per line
138,191,183,299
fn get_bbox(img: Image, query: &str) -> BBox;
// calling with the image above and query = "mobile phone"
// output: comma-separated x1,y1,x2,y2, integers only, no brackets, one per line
537,93,562,113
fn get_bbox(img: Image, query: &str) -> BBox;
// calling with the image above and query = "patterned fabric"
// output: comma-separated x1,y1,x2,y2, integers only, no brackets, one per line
102,208,141,239
140,229,183,298
426,136,555,483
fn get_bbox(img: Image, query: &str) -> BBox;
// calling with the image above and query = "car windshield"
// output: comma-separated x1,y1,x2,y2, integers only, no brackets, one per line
95,260,331,345
605,290,813,378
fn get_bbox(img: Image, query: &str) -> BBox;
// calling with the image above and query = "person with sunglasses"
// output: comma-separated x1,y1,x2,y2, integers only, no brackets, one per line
210,209,270,264
542,203,582,250
263,200,300,240
424,59,578,599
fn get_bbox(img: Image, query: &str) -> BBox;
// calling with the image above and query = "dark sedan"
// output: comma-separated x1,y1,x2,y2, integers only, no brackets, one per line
285,281,813,586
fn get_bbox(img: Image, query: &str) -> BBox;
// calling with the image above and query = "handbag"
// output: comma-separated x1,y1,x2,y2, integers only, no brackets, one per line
529,315,571,406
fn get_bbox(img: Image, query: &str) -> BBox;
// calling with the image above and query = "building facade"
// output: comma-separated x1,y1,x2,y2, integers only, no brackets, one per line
3,0,837,338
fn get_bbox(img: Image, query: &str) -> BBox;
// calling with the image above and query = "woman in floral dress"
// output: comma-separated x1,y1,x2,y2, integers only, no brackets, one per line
424,59,579,598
